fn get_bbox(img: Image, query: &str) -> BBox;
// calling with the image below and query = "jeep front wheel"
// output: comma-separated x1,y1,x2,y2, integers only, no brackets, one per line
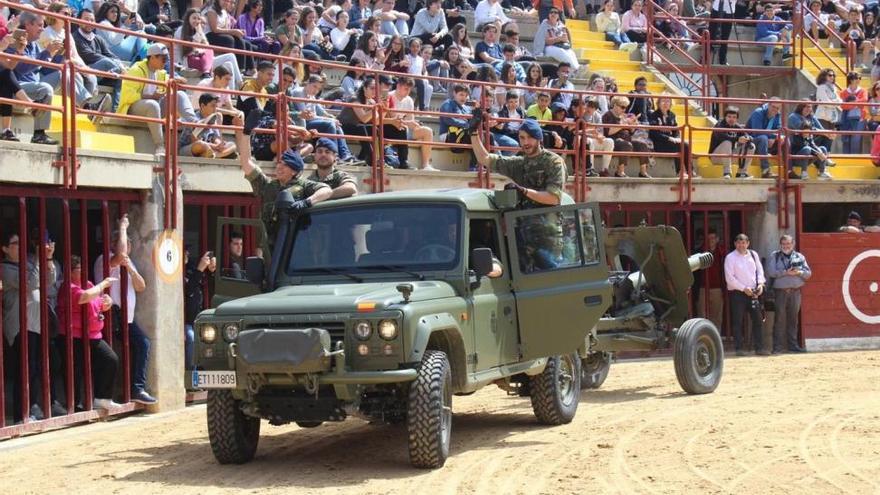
674,318,724,394
207,390,261,464
530,353,581,425
407,350,452,469
580,352,612,390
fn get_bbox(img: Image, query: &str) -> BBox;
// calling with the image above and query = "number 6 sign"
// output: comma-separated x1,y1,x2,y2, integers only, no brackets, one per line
153,230,183,284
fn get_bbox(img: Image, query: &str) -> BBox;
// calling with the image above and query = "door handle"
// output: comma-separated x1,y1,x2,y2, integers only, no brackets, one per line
583,295,603,306
503,306,512,316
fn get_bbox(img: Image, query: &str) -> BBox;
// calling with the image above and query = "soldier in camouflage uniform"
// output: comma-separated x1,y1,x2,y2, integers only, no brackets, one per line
306,138,359,199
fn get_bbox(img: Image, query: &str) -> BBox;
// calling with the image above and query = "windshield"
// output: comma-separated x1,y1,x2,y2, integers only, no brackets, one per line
285,203,463,276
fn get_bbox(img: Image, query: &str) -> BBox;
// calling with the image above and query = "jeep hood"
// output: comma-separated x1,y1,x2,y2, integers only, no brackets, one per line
213,281,457,316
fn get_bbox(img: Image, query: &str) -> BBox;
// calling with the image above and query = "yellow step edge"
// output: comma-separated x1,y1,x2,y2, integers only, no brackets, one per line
47,129,135,154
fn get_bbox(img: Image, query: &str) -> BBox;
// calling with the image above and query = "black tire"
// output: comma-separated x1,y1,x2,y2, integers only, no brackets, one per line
580,352,612,390
295,421,323,428
674,318,724,395
207,390,261,464
407,350,453,469
530,353,581,425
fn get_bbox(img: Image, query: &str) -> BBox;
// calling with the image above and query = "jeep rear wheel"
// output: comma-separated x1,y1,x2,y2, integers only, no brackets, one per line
674,318,724,394
580,352,612,390
530,353,581,425
207,390,261,464
407,350,452,469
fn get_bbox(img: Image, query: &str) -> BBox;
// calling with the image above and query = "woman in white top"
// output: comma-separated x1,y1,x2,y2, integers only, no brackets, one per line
385,76,435,169
589,75,609,115
621,0,649,44
450,23,474,60
204,0,255,73
175,9,242,87
596,0,631,46
299,5,335,59
95,1,148,62
330,10,361,60
813,68,843,130
40,3,97,107
533,8,580,70
405,38,433,111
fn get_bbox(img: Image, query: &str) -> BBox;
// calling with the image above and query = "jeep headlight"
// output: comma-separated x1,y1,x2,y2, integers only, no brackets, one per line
378,320,398,340
354,320,372,340
223,322,240,342
200,324,217,344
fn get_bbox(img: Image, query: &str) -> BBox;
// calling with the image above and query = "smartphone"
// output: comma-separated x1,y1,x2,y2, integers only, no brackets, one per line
206,251,214,258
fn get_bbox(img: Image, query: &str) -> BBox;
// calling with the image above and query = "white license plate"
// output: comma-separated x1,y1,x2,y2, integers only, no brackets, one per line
193,370,237,389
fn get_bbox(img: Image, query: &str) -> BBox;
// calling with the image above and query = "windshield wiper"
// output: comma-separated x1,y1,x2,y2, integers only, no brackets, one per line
362,265,426,281
301,267,364,283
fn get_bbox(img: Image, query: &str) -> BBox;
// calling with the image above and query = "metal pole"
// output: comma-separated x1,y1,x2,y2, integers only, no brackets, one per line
38,198,50,417
79,200,93,409
17,199,29,422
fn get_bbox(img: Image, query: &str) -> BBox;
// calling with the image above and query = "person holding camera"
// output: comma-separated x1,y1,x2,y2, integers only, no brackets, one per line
766,234,810,354
709,106,756,179
724,233,767,356
184,247,216,372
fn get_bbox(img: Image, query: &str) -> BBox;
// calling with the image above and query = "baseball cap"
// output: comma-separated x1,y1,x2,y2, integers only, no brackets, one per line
848,211,862,221
551,102,568,114
147,44,169,58
315,137,338,154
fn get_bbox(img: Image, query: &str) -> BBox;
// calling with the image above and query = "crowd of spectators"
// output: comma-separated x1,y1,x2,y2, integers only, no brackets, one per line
2,0,880,175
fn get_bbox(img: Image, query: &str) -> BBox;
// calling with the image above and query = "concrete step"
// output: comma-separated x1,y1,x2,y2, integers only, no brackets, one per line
587,59,643,71
694,157,879,180
47,129,136,154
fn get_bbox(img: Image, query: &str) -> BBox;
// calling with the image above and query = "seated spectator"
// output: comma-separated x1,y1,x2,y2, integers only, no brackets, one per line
523,63,546,107
501,25,535,61
340,59,365,101
545,101,573,149
330,10,360,60
443,0,471,30
789,99,834,152
588,74,609,114
118,44,196,155
498,62,523,98
299,6,334,60
470,64,503,111
492,90,526,144
179,94,238,158
626,76,653,124
0,34,39,143
804,0,832,42
867,81,880,131
526,91,552,120
476,23,503,65
276,9,302,51
337,76,378,165
377,0,410,37
603,95,651,177
412,0,452,55
57,255,121,411
534,8,580,71
237,60,276,120
73,8,124,111
291,74,357,162
4,10,59,145
384,34,409,72
423,44,450,93
839,210,880,232
363,15,390,46
238,0,282,54
583,97,614,176
318,0,352,36
621,0,648,44
547,61,574,109
649,94,692,177
351,31,386,69
386,76,436,169
138,0,181,34
596,0,631,47
474,0,510,31
533,0,575,22
838,7,865,54
405,38,433,110
709,106,755,179
790,119,834,179
175,9,242,87
814,68,842,133
439,82,475,150
249,111,316,161
184,248,215,371
189,65,243,124
655,2,694,51
862,12,878,68
755,4,792,66
95,2,148,63
745,98,783,178
349,0,374,29
839,71,867,154
450,22,474,60
205,0,255,74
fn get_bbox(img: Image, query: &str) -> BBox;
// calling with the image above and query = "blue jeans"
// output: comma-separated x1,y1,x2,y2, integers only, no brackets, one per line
791,145,828,173
605,32,631,45
41,70,94,106
840,117,865,154
184,324,194,372
109,35,148,62
752,134,775,171
381,18,409,37
90,57,124,111
492,133,519,156
127,319,151,394
303,42,332,60
306,119,354,159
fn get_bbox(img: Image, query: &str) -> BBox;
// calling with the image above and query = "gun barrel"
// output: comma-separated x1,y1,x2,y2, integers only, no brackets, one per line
688,252,714,272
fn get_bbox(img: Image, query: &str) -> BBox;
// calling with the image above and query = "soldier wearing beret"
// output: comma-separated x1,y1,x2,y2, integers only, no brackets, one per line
307,137,359,199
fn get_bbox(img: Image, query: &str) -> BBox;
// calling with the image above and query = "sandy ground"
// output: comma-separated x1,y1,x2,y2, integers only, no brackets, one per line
2,350,879,495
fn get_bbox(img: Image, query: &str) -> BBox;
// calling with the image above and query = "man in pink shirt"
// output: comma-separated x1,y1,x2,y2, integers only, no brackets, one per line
723,233,767,356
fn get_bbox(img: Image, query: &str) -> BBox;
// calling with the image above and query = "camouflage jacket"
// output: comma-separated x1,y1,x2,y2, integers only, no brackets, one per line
246,168,329,244
491,150,567,208
307,167,357,190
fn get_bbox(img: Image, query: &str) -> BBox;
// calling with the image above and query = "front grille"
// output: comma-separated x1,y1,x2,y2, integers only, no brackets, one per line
244,319,347,346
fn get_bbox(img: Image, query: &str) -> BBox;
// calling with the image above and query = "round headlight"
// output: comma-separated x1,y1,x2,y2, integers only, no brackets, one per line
354,321,372,340
378,320,398,340
223,323,240,342
200,324,217,344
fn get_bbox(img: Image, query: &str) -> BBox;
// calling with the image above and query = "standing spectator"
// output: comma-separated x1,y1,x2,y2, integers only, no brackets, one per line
696,228,725,330
649,94,692,177
405,38,432,111
867,81,880,131
621,0,649,44
839,71,867,154
118,44,195,155
450,23,473,60
349,0,374,29
412,0,452,55
238,0,282,54
291,74,357,162
533,0,575,22
95,2,148,63
351,31,385,69
603,95,651,177
724,233,767,356
546,61,574,109
93,216,157,405
474,0,510,31
175,10,242,87
476,23,503,65
709,106,755,179
583,98,614,176
57,255,121,410
596,0,631,47
184,249,215,371
710,0,735,65
814,69,842,131
307,137,361,196
73,9,124,110
534,8,580,71
766,235,811,354
745,98,782,178
337,76,378,165
377,0,410,37
205,0,255,74
2,230,44,422
755,4,792,65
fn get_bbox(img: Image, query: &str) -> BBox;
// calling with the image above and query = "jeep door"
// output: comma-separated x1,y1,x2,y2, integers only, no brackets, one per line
503,204,612,361
212,217,269,307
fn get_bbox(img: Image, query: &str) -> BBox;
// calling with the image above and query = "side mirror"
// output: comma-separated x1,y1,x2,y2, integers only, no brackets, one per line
471,247,494,279
244,256,265,286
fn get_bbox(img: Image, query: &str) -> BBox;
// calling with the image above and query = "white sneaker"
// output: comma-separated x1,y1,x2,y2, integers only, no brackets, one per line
155,145,166,156
93,398,123,410
818,171,833,180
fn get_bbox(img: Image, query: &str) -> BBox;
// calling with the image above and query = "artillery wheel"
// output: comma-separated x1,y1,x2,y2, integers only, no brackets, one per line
530,353,581,425
207,390,261,464
407,350,452,469
580,352,612,390
295,421,323,428
674,318,724,394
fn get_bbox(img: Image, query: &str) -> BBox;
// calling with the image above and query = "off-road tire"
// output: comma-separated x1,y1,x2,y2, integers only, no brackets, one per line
407,350,452,469
295,421,323,428
580,352,612,390
530,353,581,425
674,318,724,394
207,390,261,464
